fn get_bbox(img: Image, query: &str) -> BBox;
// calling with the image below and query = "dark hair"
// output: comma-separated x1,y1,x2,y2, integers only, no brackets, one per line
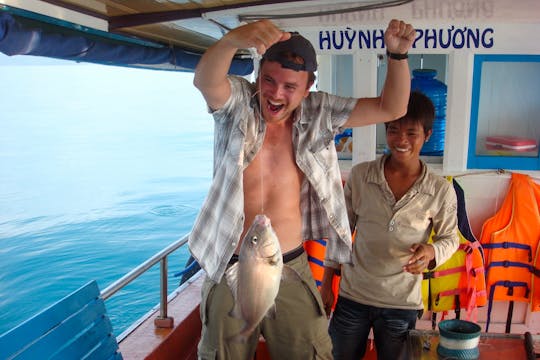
385,91,435,134
260,54,317,85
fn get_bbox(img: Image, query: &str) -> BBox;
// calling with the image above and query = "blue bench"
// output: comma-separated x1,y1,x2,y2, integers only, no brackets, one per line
0,280,122,360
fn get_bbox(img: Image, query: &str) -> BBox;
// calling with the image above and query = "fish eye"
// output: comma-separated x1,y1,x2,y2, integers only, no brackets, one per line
251,236,258,244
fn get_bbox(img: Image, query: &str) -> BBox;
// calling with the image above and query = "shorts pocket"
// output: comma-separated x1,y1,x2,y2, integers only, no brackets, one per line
313,332,333,360
302,277,326,316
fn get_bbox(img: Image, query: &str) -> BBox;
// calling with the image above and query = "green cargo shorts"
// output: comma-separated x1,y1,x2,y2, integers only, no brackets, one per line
197,249,333,359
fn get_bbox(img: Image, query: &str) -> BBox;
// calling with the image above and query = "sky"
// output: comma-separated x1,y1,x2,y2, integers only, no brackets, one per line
0,52,76,66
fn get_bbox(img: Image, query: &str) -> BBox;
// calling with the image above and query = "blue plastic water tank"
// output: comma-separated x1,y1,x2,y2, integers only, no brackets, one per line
411,69,447,156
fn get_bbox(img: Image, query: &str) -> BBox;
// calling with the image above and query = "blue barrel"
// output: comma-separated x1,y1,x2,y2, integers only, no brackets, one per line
411,69,447,156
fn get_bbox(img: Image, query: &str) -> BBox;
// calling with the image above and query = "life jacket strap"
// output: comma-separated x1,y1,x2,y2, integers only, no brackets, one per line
483,242,532,262
307,254,324,267
530,266,540,278
423,266,466,280
460,241,480,254
486,281,529,332
486,260,534,279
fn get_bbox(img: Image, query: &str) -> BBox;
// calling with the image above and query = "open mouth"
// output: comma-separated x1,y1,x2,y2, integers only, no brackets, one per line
267,100,284,114
394,146,410,152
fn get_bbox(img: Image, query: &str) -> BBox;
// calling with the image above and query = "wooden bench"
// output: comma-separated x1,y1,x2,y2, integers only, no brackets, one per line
0,280,122,360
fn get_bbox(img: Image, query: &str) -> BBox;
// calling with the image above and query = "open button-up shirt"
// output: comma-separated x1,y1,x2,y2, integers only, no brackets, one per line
189,76,357,282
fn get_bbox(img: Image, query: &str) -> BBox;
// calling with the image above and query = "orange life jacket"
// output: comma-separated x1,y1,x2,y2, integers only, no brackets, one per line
303,238,340,309
480,173,540,331
303,178,350,310
304,238,327,289
422,177,486,327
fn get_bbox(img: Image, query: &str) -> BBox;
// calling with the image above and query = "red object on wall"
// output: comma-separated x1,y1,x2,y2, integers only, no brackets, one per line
485,136,537,152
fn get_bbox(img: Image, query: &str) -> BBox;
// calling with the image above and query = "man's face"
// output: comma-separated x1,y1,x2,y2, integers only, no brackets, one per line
386,119,431,160
256,60,311,124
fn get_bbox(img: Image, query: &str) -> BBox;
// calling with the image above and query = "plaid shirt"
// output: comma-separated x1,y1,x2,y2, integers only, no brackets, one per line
189,76,357,282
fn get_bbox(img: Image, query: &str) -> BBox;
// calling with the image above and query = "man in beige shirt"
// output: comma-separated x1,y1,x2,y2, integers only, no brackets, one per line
325,92,459,360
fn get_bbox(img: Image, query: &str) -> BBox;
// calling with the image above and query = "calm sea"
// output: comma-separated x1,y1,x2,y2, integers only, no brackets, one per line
0,57,213,336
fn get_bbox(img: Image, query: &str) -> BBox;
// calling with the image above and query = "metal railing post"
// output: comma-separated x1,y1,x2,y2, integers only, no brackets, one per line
100,235,190,329
154,256,174,328
160,257,168,318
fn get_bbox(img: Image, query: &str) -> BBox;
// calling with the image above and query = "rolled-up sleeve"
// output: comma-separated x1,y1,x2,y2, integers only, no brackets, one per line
431,183,460,266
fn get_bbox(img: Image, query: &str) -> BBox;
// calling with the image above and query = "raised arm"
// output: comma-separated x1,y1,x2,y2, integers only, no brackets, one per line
344,19,416,128
193,20,290,110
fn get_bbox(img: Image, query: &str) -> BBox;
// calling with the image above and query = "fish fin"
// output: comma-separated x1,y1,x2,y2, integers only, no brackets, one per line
225,263,241,318
281,264,302,282
225,263,239,294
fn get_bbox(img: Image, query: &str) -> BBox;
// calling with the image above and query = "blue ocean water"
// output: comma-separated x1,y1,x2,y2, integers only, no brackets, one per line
0,56,213,336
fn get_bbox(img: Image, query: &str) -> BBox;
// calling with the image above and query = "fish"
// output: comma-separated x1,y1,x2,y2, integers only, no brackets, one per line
225,214,301,343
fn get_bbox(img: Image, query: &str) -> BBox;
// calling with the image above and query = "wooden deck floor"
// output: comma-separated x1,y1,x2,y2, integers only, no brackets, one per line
117,272,538,359
118,272,203,360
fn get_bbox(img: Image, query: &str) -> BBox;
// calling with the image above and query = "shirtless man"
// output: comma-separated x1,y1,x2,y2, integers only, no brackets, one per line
189,19,415,359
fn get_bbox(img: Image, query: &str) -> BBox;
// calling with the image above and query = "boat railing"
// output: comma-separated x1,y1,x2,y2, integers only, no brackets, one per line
100,232,195,335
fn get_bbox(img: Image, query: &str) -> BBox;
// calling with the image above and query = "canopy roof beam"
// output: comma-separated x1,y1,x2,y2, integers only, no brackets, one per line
107,0,315,30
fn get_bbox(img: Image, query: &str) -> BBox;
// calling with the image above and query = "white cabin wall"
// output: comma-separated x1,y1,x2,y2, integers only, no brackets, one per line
444,51,474,172
312,0,540,335
458,173,511,238
352,53,377,164
316,54,333,94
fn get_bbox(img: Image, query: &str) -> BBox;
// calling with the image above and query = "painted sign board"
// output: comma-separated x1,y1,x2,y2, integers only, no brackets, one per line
264,0,540,54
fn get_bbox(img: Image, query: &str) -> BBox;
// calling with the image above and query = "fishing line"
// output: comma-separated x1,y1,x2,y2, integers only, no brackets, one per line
249,47,265,214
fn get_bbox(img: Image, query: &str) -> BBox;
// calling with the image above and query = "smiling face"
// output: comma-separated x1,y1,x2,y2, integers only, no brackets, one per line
385,91,435,163
256,60,312,124
386,119,431,161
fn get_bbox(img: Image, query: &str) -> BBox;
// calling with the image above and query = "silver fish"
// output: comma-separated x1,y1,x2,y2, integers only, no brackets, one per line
225,214,300,342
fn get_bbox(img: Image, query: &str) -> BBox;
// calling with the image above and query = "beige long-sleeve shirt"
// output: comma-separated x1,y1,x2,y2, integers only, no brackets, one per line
339,155,459,309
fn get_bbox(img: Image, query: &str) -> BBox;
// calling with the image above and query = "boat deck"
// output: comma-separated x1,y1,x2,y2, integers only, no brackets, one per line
118,272,203,360
118,272,539,359
117,270,275,360
406,330,533,359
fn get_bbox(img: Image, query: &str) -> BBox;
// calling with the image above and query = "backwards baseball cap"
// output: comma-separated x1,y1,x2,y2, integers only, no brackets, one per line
263,32,317,72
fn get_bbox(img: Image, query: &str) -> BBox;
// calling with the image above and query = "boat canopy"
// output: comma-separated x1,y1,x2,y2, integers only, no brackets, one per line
0,0,411,72
0,11,253,74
